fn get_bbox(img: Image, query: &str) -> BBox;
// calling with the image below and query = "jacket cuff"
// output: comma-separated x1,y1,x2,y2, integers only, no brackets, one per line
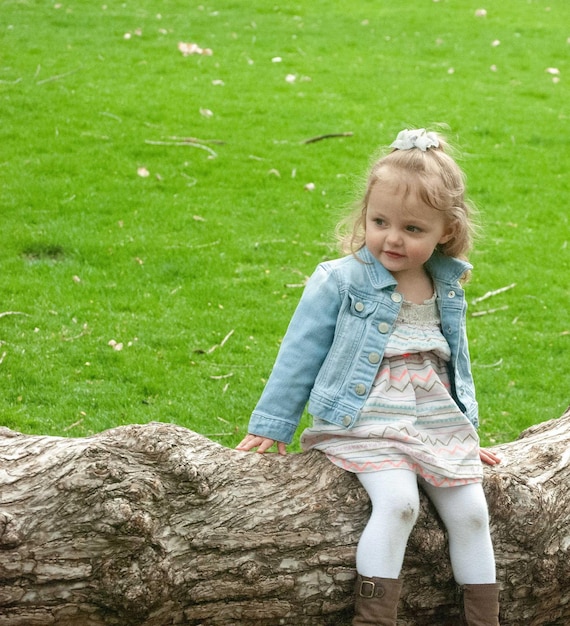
248,411,298,445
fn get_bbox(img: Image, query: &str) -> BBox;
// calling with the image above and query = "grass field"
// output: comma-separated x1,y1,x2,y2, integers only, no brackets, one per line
1,0,569,450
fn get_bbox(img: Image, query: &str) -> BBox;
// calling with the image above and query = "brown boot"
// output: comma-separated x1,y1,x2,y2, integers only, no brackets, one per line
461,583,500,625
352,575,403,626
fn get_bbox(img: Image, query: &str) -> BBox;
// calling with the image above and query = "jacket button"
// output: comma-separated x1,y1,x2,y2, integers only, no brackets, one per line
448,290,456,298
354,301,365,312
391,292,403,303
355,383,367,396
377,322,390,334
342,415,352,426
368,352,381,364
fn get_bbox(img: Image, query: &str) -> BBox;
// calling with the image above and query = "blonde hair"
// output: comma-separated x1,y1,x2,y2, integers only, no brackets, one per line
337,132,478,260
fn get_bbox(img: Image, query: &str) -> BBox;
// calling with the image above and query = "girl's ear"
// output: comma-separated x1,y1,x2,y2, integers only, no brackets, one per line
438,220,457,245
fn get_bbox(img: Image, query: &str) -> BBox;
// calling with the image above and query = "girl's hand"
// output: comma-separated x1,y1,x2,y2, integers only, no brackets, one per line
236,434,287,456
480,448,501,466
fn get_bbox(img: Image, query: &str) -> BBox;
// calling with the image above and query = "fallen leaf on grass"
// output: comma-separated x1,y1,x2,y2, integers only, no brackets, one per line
137,167,150,177
178,42,213,56
304,182,316,191
108,340,124,351
546,68,561,83
124,30,142,40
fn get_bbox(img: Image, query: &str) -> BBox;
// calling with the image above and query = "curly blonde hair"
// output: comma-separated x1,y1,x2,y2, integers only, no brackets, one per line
337,132,478,260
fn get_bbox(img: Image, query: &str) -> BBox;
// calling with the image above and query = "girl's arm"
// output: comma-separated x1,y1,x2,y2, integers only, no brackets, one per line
241,263,342,445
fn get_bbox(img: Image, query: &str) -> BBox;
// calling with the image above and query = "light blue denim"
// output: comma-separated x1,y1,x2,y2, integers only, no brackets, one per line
248,246,478,444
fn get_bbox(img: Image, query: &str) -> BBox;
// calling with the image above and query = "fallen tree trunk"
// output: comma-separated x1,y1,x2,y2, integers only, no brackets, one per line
0,407,569,626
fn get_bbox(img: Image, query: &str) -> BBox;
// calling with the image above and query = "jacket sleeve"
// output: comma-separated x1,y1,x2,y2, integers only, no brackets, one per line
247,264,341,444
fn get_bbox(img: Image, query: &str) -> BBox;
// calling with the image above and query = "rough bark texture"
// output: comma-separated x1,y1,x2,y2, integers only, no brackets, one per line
0,407,569,626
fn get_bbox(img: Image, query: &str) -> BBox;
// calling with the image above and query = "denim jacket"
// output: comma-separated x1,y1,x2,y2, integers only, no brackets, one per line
248,246,478,444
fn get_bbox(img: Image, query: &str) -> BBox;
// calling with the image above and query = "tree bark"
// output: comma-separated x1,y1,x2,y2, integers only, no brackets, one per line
0,407,569,626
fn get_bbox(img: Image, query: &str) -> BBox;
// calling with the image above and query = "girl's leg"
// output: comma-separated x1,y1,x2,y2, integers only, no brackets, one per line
352,470,419,626
421,482,496,585
356,470,420,578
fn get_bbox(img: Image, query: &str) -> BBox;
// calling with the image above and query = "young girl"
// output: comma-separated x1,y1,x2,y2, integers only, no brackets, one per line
237,128,501,626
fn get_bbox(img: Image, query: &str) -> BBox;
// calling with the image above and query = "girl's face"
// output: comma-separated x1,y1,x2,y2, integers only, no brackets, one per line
365,176,454,281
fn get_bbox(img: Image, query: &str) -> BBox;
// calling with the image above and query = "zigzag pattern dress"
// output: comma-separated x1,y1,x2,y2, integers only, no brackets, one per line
300,294,483,487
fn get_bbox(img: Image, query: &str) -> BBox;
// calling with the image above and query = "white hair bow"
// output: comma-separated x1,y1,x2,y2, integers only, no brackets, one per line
390,128,440,152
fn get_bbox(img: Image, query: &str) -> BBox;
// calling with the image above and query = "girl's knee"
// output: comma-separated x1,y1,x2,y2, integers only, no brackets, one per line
359,470,420,529
379,495,420,528
446,499,490,535
464,504,490,531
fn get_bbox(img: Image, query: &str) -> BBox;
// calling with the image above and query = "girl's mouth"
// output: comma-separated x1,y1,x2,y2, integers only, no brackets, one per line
384,250,405,259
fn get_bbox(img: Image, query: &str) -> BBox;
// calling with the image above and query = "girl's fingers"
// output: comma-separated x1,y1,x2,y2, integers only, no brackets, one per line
235,435,257,450
236,435,287,455
480,448,501,465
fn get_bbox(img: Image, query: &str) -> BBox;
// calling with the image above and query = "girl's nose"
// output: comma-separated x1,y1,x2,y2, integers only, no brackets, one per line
386,228,402,245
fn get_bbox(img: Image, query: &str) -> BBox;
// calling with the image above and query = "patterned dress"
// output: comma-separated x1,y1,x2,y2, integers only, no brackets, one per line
300,294,483,487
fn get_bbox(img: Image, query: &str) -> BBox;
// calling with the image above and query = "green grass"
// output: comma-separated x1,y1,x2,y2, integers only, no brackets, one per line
1,0,568,449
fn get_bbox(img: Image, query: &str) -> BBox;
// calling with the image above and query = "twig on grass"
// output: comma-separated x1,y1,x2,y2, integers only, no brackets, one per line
206,329,235,355
0,352,6,366
471,306,509,318
36,66,82,85
63,418,84,432
474,358,504,369
168,136,226,145
0,311,29,319
62,328,90,342
303,132,353,144
99,111,123,123
472,283,516,305
145,139,218,158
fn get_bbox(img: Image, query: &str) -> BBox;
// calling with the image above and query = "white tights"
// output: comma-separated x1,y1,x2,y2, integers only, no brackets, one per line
356,470,496,585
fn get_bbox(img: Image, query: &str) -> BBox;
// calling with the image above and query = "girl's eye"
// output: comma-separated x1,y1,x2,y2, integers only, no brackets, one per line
374,218,385,226
406,225,422,233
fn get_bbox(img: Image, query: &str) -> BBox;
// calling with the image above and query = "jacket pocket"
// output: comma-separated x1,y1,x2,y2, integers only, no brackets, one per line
347,293,379,319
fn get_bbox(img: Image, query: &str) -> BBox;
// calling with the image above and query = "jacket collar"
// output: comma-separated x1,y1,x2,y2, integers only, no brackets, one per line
357,246,471,288
356,247,398,289
425,251,472,284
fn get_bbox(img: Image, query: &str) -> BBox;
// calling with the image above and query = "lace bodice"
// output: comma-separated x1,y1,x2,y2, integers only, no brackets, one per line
384,293,451,360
